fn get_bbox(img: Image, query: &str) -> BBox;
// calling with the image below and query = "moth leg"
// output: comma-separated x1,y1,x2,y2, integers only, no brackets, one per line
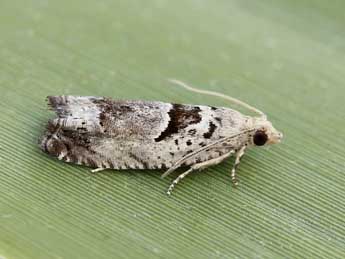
167,151,234,195
167,168,193,196
231,146,246,186
91,168,106,173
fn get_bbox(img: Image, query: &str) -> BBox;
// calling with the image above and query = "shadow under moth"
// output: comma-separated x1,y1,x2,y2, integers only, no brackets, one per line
40,80,283,195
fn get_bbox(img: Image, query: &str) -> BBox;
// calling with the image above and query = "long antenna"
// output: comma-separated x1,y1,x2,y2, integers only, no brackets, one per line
168,79,266,118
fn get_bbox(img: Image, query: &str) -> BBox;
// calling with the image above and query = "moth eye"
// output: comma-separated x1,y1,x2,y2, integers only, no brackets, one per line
253,130,268,146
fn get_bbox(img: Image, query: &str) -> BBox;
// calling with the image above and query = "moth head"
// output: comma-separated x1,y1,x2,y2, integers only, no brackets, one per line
249,117,283,146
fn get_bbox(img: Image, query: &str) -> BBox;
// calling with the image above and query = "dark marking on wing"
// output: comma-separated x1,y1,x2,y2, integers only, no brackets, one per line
95,99,135,130
107,158,114,168
215,117,222,126
154,104,201,142
93,98,134,114
186,150,193,155
41,120,103,167
141,159,149,169
188,129,197,136
203,122,217,139
61,129,91,148
129,152,149,169
86,157,98,168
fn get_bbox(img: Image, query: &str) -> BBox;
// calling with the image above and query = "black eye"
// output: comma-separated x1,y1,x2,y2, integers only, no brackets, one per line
253,130,268,146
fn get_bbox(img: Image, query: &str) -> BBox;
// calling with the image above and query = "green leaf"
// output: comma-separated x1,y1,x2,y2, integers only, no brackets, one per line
1,0,344,258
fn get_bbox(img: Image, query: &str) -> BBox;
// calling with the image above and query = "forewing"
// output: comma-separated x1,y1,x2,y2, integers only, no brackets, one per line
41,96,249,170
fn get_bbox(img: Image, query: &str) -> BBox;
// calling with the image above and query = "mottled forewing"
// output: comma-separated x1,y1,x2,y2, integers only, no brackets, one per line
41,96,248,170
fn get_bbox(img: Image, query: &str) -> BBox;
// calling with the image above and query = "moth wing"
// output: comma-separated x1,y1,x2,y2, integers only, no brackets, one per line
42,96,180,169
46,96,172,140
42,96,251,170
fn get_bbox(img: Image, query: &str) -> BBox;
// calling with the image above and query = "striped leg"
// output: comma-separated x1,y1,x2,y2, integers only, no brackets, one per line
231,146,246,186
167,151,235,195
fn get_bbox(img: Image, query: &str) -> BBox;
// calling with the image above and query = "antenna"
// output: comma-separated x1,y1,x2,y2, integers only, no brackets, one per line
168,79,266,118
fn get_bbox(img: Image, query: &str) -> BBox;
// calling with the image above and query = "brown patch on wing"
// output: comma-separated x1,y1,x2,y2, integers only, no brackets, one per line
60,128,91,148
155,104,201,142
94,99,134,115
40,120,101,166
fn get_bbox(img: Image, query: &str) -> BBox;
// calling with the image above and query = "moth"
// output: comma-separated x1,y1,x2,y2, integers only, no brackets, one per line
40,80,283,195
